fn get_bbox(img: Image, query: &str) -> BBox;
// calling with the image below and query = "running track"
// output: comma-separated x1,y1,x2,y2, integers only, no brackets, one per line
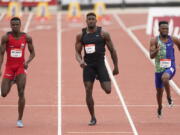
0,10,180,135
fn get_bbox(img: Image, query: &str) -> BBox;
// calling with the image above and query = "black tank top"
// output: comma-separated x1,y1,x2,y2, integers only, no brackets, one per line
81,27,106,64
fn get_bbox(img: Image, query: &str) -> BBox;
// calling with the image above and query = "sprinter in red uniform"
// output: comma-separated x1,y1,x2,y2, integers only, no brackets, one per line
0,17,35,128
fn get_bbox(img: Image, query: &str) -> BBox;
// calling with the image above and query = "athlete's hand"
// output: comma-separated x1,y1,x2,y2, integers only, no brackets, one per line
24,62,28,69
80,60,87,68
113,66,119,75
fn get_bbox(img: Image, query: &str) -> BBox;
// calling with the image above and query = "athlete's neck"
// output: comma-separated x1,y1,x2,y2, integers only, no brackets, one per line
159,35,168,42
12,31,21,38
87,26,97,33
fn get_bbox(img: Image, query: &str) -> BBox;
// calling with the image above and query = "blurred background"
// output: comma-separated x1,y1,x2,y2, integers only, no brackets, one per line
0,0,180,12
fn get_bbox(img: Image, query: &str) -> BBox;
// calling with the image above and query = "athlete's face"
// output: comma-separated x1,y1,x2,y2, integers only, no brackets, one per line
10,20,21,33
159,24,169,37
86,15,97,29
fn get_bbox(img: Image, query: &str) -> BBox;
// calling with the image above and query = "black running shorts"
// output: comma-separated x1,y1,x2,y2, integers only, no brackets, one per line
83,63,110,82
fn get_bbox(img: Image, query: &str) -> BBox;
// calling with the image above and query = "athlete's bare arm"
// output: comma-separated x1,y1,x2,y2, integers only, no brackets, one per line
75,33,86,68
102,31,119,75
24,34,35,69
172,36,180,51
150,37,160,59
0,34,8,76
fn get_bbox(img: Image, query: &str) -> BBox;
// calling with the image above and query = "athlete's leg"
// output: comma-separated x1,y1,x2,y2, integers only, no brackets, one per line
156,88,164,117
161,72,171,100
1,78,13,97
155,72,164,117
162,67,176,106
100,81,111,94
1,66,15,97
83,81,97,125
83,65,96,125
97,63,111,94
16,74,26,121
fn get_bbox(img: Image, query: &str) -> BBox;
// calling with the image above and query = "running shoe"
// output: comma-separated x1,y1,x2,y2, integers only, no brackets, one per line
88,118,97,126
17,120,24,128
167,97,174,107
157,108,162,118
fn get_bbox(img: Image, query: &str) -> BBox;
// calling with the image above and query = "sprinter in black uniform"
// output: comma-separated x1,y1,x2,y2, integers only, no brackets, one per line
75,12,119,126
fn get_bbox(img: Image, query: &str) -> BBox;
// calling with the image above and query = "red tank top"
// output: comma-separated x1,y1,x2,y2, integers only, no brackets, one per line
6,32,27,64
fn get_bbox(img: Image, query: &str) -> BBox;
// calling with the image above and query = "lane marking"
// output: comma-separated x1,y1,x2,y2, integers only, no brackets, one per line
28,24,52,32
57,11,62,135
113,13,180,95
66,132,133,134
128,24,146,31
0,12,5,21
23,13,33,33
105,56,139,135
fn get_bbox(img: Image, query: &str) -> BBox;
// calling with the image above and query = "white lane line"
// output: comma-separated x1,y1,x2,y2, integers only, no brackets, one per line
23,12,33,33
113,14,180,95
57,11,62,135
128,24,146,31
66,132,133,134
105,57,139,135
0,12,5,21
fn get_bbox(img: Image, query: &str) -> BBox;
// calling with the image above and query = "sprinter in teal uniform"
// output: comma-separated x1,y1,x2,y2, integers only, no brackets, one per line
149,21,180,118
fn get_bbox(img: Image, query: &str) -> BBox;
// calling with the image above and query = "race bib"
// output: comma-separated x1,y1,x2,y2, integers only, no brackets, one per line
85,44,95,54
11,49,22,58
160,59,171,68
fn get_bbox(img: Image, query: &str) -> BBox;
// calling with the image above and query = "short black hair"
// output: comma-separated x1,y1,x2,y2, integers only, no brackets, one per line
86,12,96,18
10,17,21,24
159,21,168,27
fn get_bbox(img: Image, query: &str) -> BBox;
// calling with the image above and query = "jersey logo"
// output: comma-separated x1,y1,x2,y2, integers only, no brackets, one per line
167,43,171,47
170,67,174,73
21,43,25,48
96,34,99,37
5,74,12,77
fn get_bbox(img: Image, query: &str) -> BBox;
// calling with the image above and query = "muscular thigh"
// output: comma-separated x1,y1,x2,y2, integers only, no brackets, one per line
83,65,96,82
16,74,26,91
16,64,26,77
1,78,12,91
155,72,163,88
3,65,15,80
162,67,176,80
96,63,110,82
